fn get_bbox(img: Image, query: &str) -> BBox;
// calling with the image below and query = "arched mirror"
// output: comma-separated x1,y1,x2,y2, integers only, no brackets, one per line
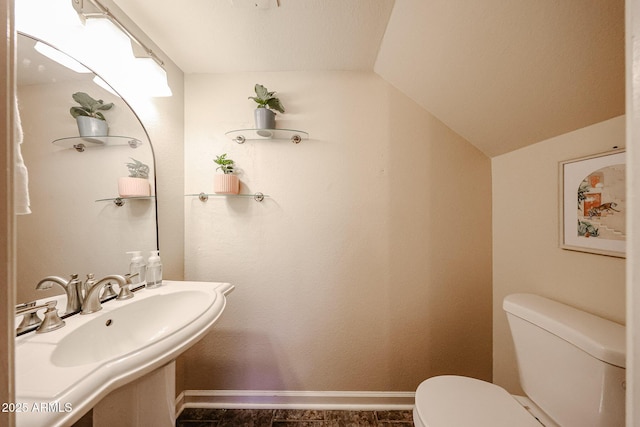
16,32,158,308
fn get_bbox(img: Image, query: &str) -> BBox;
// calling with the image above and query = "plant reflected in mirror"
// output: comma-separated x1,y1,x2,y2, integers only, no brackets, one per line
15,33,158,310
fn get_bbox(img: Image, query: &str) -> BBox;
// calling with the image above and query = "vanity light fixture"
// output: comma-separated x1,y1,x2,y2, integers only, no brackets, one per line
17,0,172,98
16,0,83,40
71,0,164,69
34,41,92,74
71,0,172,97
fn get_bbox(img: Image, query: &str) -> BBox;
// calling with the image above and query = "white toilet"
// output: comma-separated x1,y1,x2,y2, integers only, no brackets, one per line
413,293,626,427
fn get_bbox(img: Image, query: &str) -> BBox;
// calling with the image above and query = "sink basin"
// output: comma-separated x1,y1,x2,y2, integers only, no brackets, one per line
51,290,211,367
15,280,233,427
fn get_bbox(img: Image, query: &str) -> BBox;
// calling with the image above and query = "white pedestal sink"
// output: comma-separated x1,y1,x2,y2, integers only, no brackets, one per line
15,280,233,427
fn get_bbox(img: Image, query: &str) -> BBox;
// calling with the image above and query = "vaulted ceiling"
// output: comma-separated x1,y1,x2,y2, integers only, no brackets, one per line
113,0,625,157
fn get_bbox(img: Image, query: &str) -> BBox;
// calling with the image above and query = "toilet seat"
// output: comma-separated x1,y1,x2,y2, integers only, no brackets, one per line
413,376,542,427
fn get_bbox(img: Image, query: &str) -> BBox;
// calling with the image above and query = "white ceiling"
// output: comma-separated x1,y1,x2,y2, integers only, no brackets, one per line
112,0,395,73
113,0,625,157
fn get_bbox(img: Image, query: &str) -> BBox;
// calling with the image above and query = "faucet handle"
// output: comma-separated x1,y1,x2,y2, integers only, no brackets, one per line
15,301,34,310
16,300,65,334
15,301,42,334
100,282,118,301
82,273,96,299
116,273,137,300
38,301,66,333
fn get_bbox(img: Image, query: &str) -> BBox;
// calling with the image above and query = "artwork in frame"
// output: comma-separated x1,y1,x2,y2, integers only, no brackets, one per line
559,149,626,258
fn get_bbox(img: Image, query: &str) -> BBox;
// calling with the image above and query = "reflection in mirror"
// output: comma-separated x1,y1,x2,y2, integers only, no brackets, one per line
16,33,158,311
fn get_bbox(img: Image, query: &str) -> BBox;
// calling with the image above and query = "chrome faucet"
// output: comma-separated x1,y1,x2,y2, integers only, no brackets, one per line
83,273,117,302
15,300,65,334
81,274,131,315
36,274,82,314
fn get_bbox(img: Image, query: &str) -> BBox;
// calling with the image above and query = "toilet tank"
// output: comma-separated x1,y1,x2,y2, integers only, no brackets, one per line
503,294,625,427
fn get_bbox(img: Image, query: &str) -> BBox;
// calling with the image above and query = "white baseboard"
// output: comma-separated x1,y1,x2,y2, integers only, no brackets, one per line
175,390,415,416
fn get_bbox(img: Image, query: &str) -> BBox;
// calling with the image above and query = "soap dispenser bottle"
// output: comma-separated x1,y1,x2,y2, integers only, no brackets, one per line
127,251,146,286
146,250,162,288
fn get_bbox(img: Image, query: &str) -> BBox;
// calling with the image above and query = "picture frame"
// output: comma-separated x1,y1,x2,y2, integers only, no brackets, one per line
559,149,626,258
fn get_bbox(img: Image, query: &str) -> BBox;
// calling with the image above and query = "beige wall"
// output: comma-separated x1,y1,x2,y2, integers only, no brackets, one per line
492,116,626,394
179,71,493,393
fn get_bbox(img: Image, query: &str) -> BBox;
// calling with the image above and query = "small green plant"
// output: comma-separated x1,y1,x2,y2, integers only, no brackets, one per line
126,158,149,179
69,92,114,121
248,84,285,113
214,153,235,174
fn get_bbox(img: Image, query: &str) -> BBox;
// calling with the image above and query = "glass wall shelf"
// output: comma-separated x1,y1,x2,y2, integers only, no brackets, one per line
185,192,267,202
225,129,308,144
52,136,143,152
95,195,155,206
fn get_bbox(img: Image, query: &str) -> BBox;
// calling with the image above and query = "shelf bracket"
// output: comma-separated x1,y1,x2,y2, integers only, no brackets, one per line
193,192,265,202
225,128,308,143
128,139,142,148
114,198,124,207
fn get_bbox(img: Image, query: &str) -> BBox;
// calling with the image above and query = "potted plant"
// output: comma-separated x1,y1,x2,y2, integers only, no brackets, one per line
213,153,240,195
248,84,285,134
118,158,151,197
69,92,114,138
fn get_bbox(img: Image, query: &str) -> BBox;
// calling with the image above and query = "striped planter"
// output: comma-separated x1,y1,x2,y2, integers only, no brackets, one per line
214,174,240,195
118,177,150,197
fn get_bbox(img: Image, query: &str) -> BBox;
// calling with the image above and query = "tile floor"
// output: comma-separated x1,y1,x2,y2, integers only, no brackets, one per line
176,408,414,427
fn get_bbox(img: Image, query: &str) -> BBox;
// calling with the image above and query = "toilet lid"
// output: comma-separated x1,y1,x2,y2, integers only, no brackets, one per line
414,376,542,427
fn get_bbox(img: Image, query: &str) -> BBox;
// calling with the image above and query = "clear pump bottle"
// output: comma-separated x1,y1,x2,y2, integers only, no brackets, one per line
146,250,162,288
126,251,146,286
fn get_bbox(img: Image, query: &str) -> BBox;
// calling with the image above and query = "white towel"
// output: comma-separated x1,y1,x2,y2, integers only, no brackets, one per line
14,97,31,215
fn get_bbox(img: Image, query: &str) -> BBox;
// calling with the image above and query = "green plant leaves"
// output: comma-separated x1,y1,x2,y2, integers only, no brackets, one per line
267,98,285,113
69,106,89,118
255,83,269,99
248,84,285,113
126,157,150,179
70,92,113,120
214,153,236,174
248,96,268,108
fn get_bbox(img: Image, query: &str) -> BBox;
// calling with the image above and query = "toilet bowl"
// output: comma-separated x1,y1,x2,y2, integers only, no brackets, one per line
413,376,553,427
412,294,625,427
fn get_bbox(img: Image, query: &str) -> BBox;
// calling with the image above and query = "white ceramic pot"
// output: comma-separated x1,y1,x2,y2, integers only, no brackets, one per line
118,177,151,197
214,174,240,195
76,116,108,137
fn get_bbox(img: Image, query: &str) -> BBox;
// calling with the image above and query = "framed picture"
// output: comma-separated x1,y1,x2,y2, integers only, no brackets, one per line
559,149,626,258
